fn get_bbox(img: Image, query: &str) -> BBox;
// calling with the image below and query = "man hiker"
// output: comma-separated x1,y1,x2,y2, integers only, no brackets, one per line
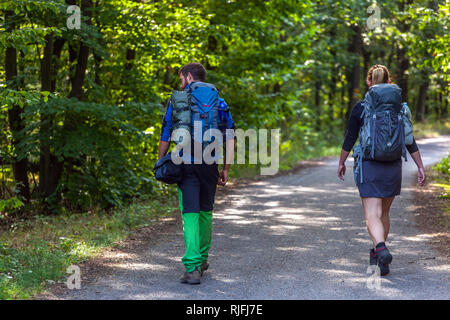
158,62,235,284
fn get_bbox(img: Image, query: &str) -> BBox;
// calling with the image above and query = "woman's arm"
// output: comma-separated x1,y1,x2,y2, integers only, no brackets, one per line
338,102,363,180
406,135,425,186
409,150,426,186
341,102,363,153
337,149,350,181
406,137,419,154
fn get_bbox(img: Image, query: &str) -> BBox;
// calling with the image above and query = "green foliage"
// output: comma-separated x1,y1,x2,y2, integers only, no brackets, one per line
0,239,74,300
0,0,448,299
0,197,23,213
430,155,450,203
432,155,450,199
0,193,177,299
18,97,162,209
433,155,450,177
0,0,448,213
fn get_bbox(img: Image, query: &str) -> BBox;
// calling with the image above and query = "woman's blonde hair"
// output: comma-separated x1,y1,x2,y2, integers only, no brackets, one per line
367,64,390,86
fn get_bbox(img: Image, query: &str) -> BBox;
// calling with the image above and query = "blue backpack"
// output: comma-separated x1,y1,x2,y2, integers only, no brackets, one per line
353,83,414,184
171,81,220,148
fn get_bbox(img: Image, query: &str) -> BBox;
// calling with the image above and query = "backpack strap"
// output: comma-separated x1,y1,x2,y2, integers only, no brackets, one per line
384,111,392,136
371,113,376,159
359,148,364,184
353,144,365,184
398,114,407,162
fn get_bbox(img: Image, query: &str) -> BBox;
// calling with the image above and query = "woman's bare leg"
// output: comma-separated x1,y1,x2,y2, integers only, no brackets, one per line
362,197,385,248
381,196,395,241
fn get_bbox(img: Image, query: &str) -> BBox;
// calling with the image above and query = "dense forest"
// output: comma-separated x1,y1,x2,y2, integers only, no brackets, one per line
0,0,448,215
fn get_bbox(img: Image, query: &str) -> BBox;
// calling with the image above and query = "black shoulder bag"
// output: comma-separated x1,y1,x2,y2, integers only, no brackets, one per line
153,153,184,184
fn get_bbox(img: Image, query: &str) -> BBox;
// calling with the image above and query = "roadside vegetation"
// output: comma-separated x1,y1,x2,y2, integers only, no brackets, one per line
0,193,177,299
413,154,450,259
0,0,448,299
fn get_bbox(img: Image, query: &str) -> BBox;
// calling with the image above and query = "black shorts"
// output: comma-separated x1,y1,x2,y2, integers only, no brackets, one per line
178,163,219,213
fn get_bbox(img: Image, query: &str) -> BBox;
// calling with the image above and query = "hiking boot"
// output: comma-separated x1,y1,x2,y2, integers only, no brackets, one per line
378,262,390,276
180,267,201,285
370,249,377,266
200,261,209,276
375,242,392,276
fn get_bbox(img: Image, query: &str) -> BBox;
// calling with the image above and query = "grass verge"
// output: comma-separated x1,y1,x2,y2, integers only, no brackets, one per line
412,117,450,139
413,154,449,259
0,191,177,299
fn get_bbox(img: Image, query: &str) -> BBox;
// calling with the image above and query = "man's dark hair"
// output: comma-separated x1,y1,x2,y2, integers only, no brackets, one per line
179,62,207,81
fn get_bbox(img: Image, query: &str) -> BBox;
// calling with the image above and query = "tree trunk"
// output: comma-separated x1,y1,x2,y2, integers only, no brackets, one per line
37,36,66,208
40,0,93,211
69,0,93,100
39,33,64,204
444,95,448,117
345,24,362,124
340,81,346,127
362,45,371,93
416,71,430,121
328,77,336,122
51,38,66,92
39,33,54,200
329,29,337,123
395,1,412,103
94,53,102,87
5,11,31,202
163,67,172,86
315,81,321,130
206,35,218,70
69,44,90,100
121,48,136,102
125,48,135,70
440,80,448,117
396,47,409,102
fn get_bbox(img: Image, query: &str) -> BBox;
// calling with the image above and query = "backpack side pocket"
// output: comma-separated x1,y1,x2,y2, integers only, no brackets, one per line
171,91,192,133
403,115,413,146
402,103,414,146
352,144,362,185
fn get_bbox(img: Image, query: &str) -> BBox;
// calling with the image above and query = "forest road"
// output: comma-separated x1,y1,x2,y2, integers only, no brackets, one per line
42,135,450,299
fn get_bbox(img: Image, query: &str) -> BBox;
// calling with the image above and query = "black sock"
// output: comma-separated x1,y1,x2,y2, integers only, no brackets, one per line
376,242,386,249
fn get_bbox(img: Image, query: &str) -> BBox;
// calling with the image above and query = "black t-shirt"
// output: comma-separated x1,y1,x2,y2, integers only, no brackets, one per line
342,101,419,154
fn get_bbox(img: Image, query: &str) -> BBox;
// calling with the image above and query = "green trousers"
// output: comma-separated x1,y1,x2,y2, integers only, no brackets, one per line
178,188,213,272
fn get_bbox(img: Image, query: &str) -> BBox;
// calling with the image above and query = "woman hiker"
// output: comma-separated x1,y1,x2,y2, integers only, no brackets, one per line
337,64,426,276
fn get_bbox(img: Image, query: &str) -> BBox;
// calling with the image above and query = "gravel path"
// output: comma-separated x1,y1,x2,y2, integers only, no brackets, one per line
46,136,450,299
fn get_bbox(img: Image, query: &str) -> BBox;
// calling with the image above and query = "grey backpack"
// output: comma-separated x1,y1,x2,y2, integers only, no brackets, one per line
353,83,413,183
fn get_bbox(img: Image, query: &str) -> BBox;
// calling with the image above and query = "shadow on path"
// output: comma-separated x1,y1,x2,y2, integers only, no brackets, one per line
40,136,450,300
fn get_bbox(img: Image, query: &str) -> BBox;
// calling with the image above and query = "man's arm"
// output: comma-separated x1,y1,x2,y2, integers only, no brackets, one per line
218,99,235,186
158,140,170,160
158,101,173,160
218,137,235,186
